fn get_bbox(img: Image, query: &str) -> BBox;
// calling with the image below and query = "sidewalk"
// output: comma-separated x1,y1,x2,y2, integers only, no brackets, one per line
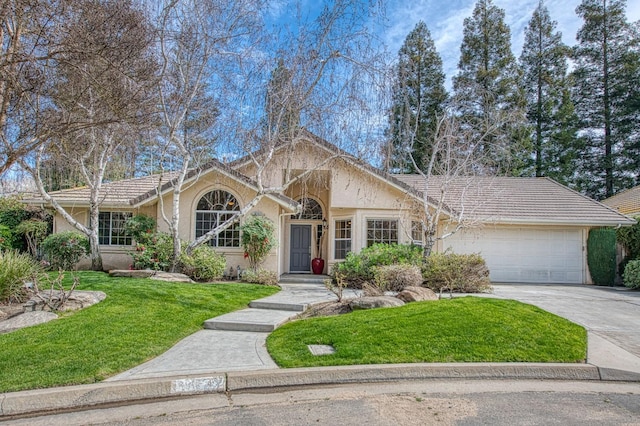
2,278,640,418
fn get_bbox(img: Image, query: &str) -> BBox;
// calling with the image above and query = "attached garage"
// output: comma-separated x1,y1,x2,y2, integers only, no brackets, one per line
443,227,586,284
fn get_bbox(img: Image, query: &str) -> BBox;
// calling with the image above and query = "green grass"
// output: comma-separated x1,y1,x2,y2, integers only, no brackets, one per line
266,297,587,367
0,271,278,393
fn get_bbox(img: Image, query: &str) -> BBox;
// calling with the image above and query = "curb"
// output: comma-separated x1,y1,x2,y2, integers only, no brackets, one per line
2,363,640,419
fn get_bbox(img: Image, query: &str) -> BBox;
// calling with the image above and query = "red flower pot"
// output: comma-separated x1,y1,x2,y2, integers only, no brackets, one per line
311,258,325,275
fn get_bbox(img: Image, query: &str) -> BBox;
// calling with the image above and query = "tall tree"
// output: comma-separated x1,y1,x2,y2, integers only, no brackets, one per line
519,1,579,182
572,0,640,199
386,21,448,173
19,0,157,270
452,0,529,175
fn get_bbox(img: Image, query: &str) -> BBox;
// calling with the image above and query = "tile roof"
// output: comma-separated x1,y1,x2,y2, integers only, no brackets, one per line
393,175,635,226
601,186,640,217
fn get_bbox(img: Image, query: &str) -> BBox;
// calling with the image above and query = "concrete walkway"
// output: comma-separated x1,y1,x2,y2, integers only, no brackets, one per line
108,275,358,381
3,279,640,418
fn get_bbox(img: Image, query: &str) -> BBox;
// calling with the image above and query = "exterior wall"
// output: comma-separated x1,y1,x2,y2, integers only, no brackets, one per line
155,171,283,275
53,205,156,271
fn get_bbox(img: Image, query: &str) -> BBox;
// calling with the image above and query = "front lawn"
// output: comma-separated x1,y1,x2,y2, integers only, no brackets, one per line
0,271,278,393
266,297,586,367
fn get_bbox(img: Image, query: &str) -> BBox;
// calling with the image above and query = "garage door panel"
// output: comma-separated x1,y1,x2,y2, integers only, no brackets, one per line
444,227,584,284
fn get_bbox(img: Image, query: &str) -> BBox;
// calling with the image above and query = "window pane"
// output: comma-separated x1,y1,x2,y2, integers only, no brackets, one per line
195,192,240,248
334,220,352,260
366,219,398,246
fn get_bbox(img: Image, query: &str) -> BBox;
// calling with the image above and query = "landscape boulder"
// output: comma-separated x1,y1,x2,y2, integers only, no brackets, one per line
396,286,439,303
349,296,405,310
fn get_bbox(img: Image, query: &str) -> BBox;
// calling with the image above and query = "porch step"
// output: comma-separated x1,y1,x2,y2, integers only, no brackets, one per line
278,274,330,285
204,308,297,333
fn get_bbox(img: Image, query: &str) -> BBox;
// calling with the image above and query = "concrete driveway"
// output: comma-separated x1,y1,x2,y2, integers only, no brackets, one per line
487,283,640,363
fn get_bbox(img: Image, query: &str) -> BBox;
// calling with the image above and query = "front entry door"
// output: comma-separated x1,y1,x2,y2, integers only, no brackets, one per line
290,224,311,272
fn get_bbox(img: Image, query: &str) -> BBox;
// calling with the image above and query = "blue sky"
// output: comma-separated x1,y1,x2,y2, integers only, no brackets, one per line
269,0,640,88
385,0,640,87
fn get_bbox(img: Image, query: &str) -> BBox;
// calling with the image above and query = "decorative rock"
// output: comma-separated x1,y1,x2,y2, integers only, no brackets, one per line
349,296,405,310
109,269,155,278
396,286,439,303
150,271,194,283
109,269,194,283
0,311,57,334
60,291,107,311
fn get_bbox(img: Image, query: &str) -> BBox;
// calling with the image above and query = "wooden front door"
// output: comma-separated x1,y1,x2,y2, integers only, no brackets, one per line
290,224,311,272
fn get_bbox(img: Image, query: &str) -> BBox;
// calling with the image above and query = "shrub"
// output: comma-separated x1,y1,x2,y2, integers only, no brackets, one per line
587,228,617,286
617,218,640,275
0,250,42,302
333,243,423,287
373,264,423,292
422,253,492,293
15,219,49,257
130,232,173,271
125,215,156,243
240,214,276,270
0,225,12,251
180,246,226,282
623,260,640,289
42,231,90,270
242,268,278,286
0,196,30,250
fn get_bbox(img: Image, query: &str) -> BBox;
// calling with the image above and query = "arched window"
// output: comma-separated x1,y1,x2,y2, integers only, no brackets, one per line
294,198,323,220
195,190,240,247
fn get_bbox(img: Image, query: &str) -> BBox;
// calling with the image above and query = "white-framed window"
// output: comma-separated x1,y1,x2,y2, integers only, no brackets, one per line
195,190,240,247
366,219,398,246
334,219,352,260
411,221,424,245
98,212,132,245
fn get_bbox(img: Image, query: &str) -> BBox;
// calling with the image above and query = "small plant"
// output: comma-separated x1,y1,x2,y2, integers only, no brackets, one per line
33,271,79,311
240,214,276,270
623,260,640,289
373,264,423,292
42,231,90,271
124,215,156,243
242,268,278,286
0,250,42,302
0,196,30,250
324,274,347,302
422,253,492,293
130,232,173,271
179,245,226,282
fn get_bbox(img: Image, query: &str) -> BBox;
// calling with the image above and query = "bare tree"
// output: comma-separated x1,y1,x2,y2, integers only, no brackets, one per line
19,0,157,270
157,0,388,264
392,98,516,257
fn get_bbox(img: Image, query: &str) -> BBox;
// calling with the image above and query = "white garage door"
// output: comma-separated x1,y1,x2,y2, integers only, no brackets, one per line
443,227,584,284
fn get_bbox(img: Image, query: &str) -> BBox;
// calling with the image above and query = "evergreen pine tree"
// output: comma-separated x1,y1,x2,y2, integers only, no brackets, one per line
386,21,447,173
520,1,579,182
452,0,529,175
572,0,640,199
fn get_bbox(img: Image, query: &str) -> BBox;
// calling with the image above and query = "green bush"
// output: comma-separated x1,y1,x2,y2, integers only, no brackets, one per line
587,228,617,286
0,196,30,250
0,225,12,251
242,268,278,286
180,245,226,282
373,264,423,292
124,214,156,243
130,232,173,271
240,214,276,270
334,243,423,287
42,231,90,270
623,260,640,289
0,250,42,302
422,252,492,293
617,217,640,275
